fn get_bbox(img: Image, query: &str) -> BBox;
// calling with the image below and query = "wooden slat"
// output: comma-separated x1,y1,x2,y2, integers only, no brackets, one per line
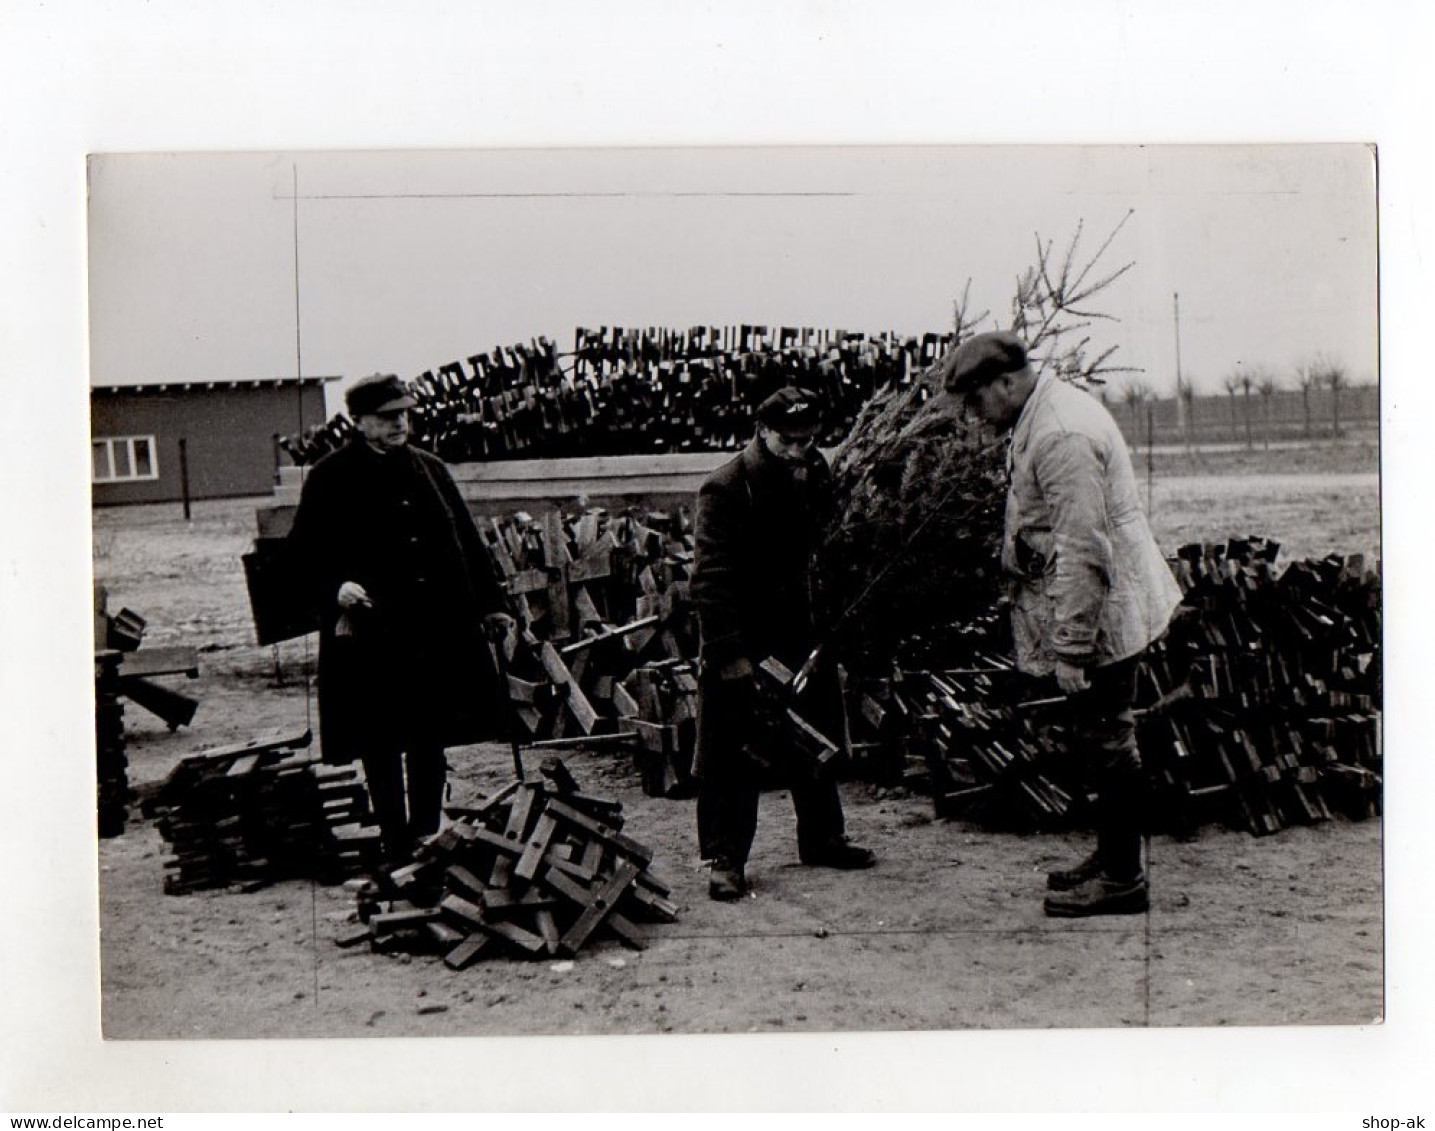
514,812,559,881
115,646,200,680
554,860,641,956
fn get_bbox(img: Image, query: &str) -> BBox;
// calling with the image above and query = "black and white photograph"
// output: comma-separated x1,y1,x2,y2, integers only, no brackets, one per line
85,144,1381,1038
5,1,1432,1117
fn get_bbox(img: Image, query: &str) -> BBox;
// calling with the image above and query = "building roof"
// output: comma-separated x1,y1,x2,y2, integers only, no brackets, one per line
92,376,340,395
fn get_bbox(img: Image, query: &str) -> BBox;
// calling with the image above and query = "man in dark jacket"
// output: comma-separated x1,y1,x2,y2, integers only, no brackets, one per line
691,386,875,901
287,373,512,862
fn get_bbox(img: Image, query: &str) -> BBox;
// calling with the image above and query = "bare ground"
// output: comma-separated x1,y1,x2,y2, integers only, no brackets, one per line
93,441,1384,1039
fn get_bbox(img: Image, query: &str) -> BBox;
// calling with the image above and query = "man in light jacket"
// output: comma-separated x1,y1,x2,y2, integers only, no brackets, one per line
941,332,1182,916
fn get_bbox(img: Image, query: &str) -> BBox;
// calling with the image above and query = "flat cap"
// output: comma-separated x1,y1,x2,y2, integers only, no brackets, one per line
755,386,824,432
941,331,1030,393
346,373,417,417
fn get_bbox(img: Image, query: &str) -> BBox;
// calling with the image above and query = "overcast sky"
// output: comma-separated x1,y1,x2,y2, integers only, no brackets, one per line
87,144,1377,407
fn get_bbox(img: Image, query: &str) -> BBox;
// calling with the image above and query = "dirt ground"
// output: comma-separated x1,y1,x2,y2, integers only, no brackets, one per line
92,439,1383,1039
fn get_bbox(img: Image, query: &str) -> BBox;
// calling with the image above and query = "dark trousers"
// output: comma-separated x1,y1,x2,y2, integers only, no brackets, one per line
697,770,845,869
1066,655,1146,882
361,741,446,859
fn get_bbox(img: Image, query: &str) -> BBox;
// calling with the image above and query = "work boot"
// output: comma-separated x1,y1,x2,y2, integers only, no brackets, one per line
1046,850,1103,891
708,861,748,902
799,836,876,870
1043,874,1149,918
1049,846,1147,891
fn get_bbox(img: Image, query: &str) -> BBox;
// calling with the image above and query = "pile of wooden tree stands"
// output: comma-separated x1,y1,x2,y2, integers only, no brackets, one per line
482,506,695,655
1139,539,1382,835
617,659,700,798
93,586,207,837
94,589,202,732
336,759,678,966
95,650,128,838
480,506,705,796
144,730,383,894
282,325,956,466
886,661,1082,830
867,539,1381,837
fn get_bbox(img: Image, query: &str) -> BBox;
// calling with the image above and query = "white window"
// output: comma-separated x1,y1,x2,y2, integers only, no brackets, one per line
93,436,159,483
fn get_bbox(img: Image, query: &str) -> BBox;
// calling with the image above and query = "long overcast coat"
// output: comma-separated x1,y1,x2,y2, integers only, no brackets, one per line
1002,373,1183,675
690,436,844,781
286,438,509,763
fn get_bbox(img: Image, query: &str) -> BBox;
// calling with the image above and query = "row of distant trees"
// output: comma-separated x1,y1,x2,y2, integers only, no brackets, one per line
1115,355,1366,448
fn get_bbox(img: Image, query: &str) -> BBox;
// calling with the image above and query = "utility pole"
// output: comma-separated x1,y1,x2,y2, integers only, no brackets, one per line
1173,292,1186,441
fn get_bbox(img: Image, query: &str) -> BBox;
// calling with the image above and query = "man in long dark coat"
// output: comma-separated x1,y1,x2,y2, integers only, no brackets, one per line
691,386,875,901
287,373,511,861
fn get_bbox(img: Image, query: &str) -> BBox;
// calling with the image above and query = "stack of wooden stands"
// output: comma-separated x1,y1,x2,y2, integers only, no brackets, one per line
488,506,699,754
92,585,203,836
846,614,1015,787
281,325,957,466
845,657,987,792
94,590,201,731
336,759,678,966
483,506,695,651
860,538,1382,838
556,324,953,457
95,650,128,838
145,730,383,894
848,675,916,787
1138,538,1383,836
891,660,1080,828
278,414,355,471
617,659,699,798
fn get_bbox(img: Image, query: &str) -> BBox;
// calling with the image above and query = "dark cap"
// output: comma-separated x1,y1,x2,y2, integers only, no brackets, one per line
941,332,1030,394
755,386,824,433
346,373,417,417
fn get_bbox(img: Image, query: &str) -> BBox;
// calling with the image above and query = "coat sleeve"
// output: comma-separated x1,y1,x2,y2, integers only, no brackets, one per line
285,461,345,625
1031,431,1112,665
430,457,510,616
691,477,749,669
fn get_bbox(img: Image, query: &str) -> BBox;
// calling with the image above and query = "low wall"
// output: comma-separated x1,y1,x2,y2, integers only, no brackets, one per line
255,451,737,538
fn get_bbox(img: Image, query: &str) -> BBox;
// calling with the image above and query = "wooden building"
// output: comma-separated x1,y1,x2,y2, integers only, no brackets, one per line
91,377,336,506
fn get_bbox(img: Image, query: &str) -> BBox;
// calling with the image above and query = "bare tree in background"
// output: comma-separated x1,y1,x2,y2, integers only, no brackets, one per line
1319,357,1348,440
1176,374,1197,451
1222,374,1242,444
1256,373,1279,450
1297,357,1325,442
1297,361,1314,436
1120,377,1154,445
1240,371,1255,449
